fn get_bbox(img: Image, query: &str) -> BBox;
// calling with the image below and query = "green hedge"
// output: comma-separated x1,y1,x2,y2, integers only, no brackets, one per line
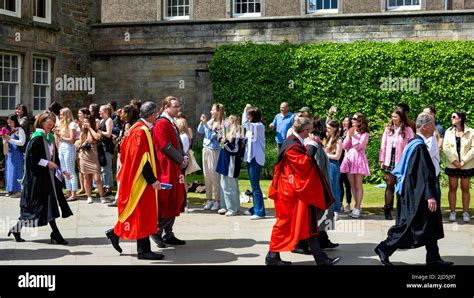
209,41,474,182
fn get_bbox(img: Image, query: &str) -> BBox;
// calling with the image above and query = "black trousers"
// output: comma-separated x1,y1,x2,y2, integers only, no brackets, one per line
378,239,441,262
137,237,151,254
156,217,175,240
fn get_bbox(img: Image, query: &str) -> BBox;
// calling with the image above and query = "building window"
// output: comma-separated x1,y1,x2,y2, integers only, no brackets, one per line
0,53,20,113
32,57,50,111
308,0,338,13
164,0,190,20
33,0,51,24
0,0,21,18
233,0,261,17
387,0,421,10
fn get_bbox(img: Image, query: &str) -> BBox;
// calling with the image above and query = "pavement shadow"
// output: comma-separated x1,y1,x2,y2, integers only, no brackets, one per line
31,236,111,247
148,238,269,264
0,249,92,261
291,242,473,266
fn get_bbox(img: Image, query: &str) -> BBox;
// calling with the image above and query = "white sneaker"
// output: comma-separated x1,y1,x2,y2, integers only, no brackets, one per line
225,211,236,216
449,211,456,222
349,208,360,218
87,197,93,204
344,204,350,213
217,208,227,215
334,212,339,221
250,214,265,220
210,201,220,211
203,200,212,210
100,197,107,204
243,210,252,216
462,212,470,223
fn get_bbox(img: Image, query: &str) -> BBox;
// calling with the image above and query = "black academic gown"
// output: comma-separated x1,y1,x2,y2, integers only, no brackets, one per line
19,136,73,226
385,135,444,249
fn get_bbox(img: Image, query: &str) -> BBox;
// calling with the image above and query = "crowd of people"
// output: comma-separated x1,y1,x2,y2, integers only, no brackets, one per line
2,97,473,264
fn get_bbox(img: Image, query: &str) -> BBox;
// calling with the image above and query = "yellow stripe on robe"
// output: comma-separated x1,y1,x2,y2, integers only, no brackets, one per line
118,126,158,223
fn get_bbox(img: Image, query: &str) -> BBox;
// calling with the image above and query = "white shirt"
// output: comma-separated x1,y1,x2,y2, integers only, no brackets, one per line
180,132,190,154
140,118,153,130
417,132,440,176
4,127,26,147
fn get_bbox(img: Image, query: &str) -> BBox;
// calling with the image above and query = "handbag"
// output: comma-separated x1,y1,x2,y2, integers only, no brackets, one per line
185,149,201,176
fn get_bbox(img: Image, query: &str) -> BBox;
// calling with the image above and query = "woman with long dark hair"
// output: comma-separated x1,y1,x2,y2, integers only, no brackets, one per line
340,112,370,218
443,110,473,223
339,116,352,213
379,107,413,219
2,114,26,198
8,111,72,244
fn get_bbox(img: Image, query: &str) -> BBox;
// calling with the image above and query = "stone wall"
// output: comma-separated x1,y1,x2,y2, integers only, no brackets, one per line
0,0,100,115
101,0,157,23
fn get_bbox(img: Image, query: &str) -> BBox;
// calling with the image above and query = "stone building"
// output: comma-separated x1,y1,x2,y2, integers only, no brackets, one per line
0,0,99,118
1,0,473,125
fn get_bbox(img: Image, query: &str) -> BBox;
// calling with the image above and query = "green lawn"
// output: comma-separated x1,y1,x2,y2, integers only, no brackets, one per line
186,174,473,213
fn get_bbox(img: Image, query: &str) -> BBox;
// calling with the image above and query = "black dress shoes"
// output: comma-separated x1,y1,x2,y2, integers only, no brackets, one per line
105,228,122,253
50,232,68,245
317,256,341,265
427,259,454,267
150,234,167,248
137,252,165,260
8,229,25,242
163,236,186,245
320,241,339,249
375,246,393,266
265,252,292,266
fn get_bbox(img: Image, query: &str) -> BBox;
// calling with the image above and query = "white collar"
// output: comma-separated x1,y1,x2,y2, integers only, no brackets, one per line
140,118,153,129
293,131,304,145
161,112,175,124
416,132,428,142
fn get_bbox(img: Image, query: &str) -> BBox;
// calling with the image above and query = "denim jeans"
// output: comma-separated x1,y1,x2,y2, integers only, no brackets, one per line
247,158,265,217
329,159,341,212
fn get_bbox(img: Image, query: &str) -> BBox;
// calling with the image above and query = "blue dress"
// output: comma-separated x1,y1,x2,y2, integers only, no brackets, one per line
5,133,24,192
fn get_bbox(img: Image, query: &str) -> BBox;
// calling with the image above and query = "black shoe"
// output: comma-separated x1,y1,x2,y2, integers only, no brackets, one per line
50,232,68,245
320,241,339,249
265,252,292,266
150,234,167,248
108,201,118,207
317,256,341,265
105,228,122,253
8,229,25,242
427,259,454,267
375,246,393,266
137,252,165,260
163,236,186,246
292,247,312,255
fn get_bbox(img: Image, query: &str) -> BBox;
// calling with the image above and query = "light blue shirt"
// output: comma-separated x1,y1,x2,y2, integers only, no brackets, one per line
272,112,294,144
242,110,265,166
197,121,221,150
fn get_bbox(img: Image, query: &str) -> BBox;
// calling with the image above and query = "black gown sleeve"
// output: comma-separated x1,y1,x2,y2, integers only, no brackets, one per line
142,161,158,185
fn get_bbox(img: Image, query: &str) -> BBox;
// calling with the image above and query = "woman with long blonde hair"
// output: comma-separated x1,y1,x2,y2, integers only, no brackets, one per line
198,103,224,211
58,108,79,201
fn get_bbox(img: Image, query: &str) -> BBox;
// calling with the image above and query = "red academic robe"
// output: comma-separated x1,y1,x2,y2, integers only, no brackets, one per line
268,136,333,252
152,117,186,221
114,122,159,240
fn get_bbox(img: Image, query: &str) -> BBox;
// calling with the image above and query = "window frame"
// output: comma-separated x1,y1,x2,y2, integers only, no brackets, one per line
0,0,21,18
232,0,262,18
33,0,52,24
0,52,21,116
163,0,191,20
32,57,51,113
387,0,421,11
307,0,339,14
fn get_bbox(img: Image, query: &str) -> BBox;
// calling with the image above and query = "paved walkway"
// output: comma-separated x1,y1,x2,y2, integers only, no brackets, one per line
0,195,473,265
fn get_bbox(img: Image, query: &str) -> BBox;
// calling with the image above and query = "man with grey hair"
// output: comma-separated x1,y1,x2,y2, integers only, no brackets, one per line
105,101,165,260
375,113,453,266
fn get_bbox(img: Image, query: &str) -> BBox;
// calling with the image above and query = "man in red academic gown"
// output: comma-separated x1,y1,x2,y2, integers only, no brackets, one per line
266,117,341,265
150,96,188,248
105,101,164,260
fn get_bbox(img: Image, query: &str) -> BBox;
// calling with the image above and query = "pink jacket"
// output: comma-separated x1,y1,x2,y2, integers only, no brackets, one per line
343,131,369,152
379,126,414,167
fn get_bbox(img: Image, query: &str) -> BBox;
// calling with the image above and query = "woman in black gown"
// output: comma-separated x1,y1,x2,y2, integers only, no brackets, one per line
8,111,73,244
